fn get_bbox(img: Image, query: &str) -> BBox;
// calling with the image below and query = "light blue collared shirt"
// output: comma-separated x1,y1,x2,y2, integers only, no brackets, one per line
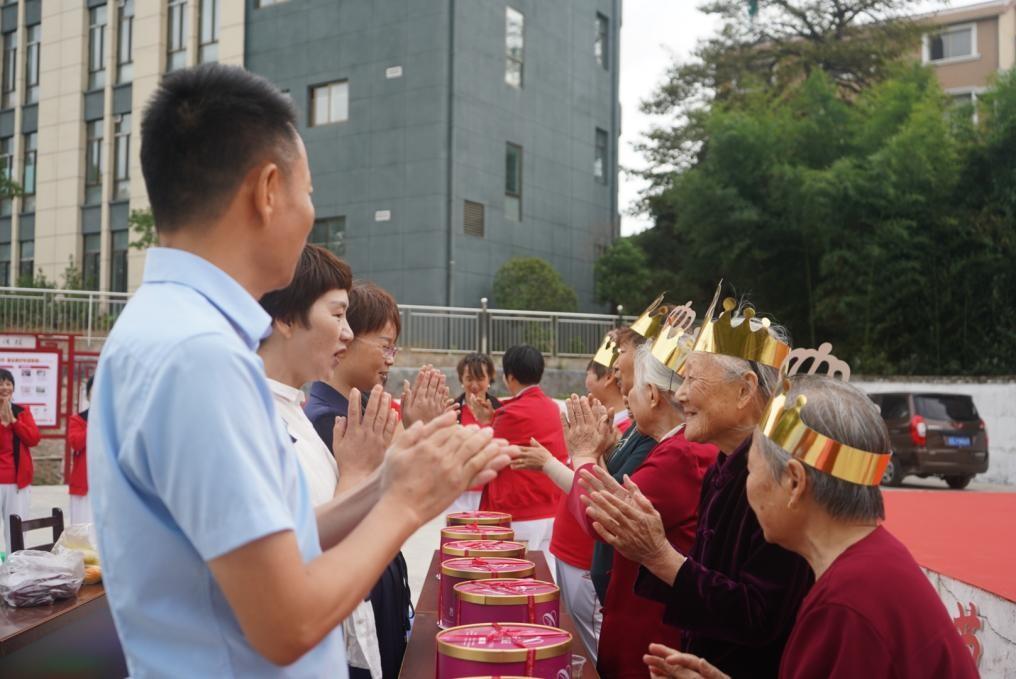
88,248,346,678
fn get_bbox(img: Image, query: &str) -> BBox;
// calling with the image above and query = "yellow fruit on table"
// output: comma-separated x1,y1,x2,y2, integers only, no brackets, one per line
84,564,102,585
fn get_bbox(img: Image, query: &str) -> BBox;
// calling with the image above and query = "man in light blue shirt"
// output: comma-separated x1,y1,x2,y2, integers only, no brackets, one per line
89,64,511,678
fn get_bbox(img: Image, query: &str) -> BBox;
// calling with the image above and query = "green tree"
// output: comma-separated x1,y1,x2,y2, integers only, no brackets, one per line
492,257,578,312
594,238,652,314
128,208,157,250
637,0,923,191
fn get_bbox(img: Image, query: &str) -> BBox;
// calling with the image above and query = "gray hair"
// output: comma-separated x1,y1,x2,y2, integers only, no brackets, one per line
633,344,681,409
705,309,790,403
757,374,887,522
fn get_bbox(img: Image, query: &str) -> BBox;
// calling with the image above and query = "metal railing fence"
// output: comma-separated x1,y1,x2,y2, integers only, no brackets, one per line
2,287,636,357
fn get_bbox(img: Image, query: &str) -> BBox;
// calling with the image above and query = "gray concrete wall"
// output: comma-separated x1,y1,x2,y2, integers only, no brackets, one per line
245,0,620,310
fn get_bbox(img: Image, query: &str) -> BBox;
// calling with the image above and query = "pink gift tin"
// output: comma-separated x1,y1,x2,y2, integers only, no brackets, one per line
439,557,535,629
453,578,560,628
436,623,571,679
440,525,516,551
446,511,513,528
442,540,527,562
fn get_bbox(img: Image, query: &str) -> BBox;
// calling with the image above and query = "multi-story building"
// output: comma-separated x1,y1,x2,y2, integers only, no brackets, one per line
919,0,1016,106
0,0,621,311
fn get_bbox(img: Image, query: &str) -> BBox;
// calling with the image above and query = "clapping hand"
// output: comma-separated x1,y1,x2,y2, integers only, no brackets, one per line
643,644,730,679
0,397,13,426
579,466,670,566
510,437,553,471
466,391,496,425
562,395,616,464
381,412,514,524
402,366,454,426
332,385,398,487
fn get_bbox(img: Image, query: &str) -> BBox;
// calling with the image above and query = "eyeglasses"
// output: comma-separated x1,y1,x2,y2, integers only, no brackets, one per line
355,338,399,360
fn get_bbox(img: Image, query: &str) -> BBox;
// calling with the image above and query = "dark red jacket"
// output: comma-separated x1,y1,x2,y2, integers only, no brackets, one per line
480,386,567,522
67,412,88,496
0,404,40,489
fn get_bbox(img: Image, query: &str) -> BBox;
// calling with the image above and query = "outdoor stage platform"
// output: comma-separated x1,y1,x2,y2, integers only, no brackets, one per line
883,489,1016,677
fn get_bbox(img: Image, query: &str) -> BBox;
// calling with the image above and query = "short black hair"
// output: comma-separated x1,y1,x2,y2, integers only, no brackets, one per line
502,345,544,386
586,359,609,380
259,245,353,327
0,368,13,386
458,353,496,382
140,63,298,232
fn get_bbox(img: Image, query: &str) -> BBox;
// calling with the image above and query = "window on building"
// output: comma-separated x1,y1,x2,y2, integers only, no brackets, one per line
309,217,346,256
88,5,108,91
83,233,101,290
595,13,609,69
117,0,134,84
111,229,128,292
256,0,290,6
505,7,524,88
0,136,12,216
594,127,608,184
505,143,522,221
927,24,975,62
0,243,10,286
464,200,484,237
21,132,36,213
24,24,39,105
309,81,349,126
1,31,14,109
113,114,131,201
166,0,188,72
17,238,32,285
85,121,104,205
199,0,220,64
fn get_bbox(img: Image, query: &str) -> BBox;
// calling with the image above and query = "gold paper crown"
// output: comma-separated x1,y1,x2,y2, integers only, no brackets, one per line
630,293,669,340
651,301,697,371
687,281,791,369
759,343,890,486
592,332,620,368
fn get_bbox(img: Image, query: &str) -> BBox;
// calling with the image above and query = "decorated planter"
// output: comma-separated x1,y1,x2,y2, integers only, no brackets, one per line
442,540,527,562
446,511,513,528
454,578,560,628
440,557,535,629
440,525,516,551
436,623,571,679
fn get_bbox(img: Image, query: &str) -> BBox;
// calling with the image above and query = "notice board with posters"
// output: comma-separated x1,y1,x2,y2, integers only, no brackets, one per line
0,350,61,427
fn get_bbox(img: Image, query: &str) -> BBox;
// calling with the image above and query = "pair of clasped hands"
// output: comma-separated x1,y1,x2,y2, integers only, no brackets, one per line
328,366,513,521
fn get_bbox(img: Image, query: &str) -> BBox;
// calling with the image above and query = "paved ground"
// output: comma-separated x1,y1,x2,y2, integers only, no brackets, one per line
24,478,1014,603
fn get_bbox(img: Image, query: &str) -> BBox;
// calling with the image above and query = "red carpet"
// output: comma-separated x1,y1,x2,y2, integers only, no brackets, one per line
883,490,1016,603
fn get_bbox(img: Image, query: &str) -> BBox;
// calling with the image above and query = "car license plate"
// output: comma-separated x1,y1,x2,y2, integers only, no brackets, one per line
946,436,971,447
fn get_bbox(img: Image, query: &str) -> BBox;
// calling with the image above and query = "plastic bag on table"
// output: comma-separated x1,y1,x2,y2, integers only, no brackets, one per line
0,549,85,607
53,523,100,565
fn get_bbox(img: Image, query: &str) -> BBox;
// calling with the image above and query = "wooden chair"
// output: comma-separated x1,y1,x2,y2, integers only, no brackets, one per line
8,508,65,553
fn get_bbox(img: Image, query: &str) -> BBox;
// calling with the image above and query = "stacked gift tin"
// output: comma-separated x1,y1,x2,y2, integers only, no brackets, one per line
436,623,572,679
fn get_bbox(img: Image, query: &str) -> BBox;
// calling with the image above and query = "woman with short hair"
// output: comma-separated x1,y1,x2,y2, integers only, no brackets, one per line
644,373,979,679
1,367,39,554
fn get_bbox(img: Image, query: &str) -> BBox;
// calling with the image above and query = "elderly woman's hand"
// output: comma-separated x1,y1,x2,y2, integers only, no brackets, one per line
401,366,452,426
333,386,399,491
509,438,553,470
644,644,730,679
579,466,686,582
563,395,615,462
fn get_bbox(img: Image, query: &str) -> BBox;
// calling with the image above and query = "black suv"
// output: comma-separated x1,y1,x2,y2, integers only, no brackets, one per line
868,392,989,489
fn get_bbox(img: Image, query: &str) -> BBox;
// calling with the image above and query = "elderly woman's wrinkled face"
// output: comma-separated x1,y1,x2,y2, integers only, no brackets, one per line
614,339,638,397
626,381,657,434
746,433,796,548
674,353,747,446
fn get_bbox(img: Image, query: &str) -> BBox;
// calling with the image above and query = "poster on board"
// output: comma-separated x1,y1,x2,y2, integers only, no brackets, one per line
0,351,60,427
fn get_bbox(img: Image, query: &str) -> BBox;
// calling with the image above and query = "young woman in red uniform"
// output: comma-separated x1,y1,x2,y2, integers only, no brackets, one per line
1,367,41,554
67,376,94,525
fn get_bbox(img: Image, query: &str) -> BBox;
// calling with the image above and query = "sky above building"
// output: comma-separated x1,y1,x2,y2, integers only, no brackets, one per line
617,0,969,236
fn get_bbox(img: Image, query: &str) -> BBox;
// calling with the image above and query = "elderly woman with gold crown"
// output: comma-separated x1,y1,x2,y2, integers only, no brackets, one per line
580,284,813,678
639,348,979,679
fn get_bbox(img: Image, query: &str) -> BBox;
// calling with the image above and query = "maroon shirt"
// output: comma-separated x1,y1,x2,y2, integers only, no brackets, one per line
634,434,813,678
780,525,978,679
